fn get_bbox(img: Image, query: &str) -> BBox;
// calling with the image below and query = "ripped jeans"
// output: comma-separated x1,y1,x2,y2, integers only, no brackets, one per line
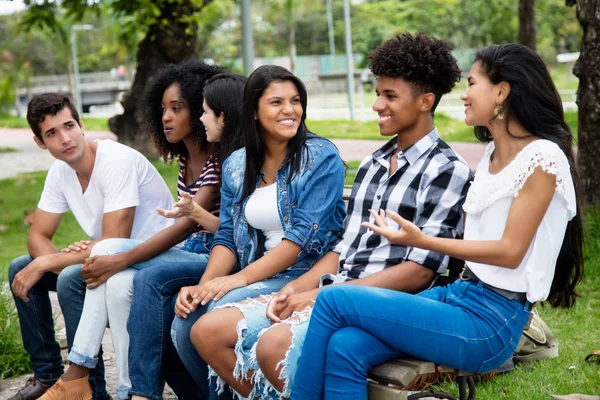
170,269,306,399
215,294,313,400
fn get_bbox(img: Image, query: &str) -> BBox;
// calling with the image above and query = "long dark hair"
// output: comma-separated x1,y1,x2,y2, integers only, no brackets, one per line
240,65,312,202
203,73,247,160
142,60,225,162
474,43,583,308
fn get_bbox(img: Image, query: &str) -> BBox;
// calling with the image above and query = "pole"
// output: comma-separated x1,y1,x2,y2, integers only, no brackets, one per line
240,0,255,76
71,29,82,116
343,0,355,120
326,0,335,56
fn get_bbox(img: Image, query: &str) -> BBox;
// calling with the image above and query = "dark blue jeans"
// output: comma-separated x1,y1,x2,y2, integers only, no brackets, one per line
291,280,531,400
8,255,109,400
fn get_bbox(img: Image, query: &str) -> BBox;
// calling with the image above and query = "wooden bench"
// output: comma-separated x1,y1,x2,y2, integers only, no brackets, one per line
341,186,476,400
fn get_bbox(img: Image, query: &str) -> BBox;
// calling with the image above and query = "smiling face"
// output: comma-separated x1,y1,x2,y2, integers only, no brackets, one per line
256,80,303,144
372,76,423,137
460,61,499,128
34,107,86,165
161,83,192,143
200,99,224,143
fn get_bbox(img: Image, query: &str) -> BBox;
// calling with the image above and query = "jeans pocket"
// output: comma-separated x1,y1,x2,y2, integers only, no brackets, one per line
476,337,517,374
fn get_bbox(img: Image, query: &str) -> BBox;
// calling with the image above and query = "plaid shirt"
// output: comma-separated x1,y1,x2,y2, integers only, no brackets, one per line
334,128,472,280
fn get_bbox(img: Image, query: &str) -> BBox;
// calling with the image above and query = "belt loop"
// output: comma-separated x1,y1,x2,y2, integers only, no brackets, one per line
477,281,485,288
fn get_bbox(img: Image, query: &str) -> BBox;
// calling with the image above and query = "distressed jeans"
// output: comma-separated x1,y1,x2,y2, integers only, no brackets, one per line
170,269,306,400
290,281,531,400
8,255,109,400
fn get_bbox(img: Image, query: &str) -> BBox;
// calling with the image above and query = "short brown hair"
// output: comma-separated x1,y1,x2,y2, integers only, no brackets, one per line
27,93,80,142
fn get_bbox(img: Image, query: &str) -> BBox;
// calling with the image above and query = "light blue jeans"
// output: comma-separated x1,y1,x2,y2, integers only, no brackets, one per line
170,269,306,399
290,280,531,400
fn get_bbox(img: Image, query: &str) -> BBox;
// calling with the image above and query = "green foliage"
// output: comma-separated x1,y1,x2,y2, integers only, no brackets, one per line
0,286,31,379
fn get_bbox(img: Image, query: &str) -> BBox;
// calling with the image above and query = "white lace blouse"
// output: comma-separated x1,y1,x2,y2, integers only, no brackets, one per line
462,139,576,303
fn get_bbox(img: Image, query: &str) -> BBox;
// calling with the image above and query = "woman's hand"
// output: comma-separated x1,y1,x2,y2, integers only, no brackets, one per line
174,284,203,318
60,239,92,253
156,191,201,219
361,209,425,247
196,274,250,306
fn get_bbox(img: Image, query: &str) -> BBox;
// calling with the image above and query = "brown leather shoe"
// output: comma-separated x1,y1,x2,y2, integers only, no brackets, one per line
7,377,50,400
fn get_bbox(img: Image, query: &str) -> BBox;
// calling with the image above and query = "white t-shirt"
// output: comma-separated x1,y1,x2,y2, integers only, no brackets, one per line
38,140,174,241
245,183,285,252
462,140,576,303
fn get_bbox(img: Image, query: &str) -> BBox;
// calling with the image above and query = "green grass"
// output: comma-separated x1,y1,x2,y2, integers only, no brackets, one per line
0,147,17,153
1,161,598,398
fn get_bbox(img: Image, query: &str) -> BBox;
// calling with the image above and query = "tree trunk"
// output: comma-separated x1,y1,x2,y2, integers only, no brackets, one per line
566,0,600,204
108,0,204,157
289,23,297,73
519,0,536,51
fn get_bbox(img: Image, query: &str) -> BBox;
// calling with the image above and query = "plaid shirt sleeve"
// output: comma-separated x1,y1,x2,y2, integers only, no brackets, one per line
406,160,472,273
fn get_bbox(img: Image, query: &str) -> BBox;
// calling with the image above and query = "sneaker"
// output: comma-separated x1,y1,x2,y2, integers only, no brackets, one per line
7,377,50,400
37,377,92,400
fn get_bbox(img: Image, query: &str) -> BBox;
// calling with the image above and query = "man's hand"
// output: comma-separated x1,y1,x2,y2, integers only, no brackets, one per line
11,258,46,302
266,283,297,323
81,254,126,289
274,290,318,323
60,240,92,253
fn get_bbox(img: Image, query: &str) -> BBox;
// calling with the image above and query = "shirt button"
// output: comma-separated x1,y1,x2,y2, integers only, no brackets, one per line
279,188,284,192
283,216,289,221
377,195,381,200
313,224,319,229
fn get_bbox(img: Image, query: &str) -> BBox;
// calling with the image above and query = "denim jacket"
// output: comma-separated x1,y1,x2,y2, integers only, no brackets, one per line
212,136,346,271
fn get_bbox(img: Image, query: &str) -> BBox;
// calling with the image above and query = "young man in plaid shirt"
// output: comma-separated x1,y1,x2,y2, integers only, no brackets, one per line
192,33,474,400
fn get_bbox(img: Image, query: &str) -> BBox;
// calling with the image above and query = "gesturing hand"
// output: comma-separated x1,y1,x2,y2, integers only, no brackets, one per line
81,254,125,289
156,191,199,219
361,209,424,247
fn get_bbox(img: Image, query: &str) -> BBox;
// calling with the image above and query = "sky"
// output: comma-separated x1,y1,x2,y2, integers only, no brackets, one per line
0,0,26,16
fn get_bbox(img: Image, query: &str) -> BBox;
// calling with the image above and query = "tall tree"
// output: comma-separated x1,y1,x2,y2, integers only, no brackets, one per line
519,0,537,50
566,0,600,204
20,0,213,156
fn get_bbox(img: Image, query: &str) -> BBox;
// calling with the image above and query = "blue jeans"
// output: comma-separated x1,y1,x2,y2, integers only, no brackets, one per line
8,255,109,400
290,280,531,400
171,270,306,400
115,233,213,400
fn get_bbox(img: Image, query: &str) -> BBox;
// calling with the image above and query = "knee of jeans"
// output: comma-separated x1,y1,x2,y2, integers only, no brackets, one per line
90,238,131,257
56,264,85,299
105,273,134,308
8,255,32,284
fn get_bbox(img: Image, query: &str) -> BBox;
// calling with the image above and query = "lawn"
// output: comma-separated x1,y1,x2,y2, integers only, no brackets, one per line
1,164,598,398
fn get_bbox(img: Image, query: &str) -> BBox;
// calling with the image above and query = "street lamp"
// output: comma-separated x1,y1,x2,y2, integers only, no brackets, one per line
71,24,93,116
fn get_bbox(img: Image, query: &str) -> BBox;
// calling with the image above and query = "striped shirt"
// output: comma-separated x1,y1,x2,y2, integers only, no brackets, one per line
178,154,221,233
335,128,472,280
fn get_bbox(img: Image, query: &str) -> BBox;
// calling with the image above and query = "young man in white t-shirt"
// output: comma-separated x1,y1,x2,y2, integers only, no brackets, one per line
7,93,174,400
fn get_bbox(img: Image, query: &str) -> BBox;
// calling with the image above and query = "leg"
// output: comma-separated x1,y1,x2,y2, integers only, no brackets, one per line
105,269,137,400
127,249,211,400
291,283,530,400
324,327,401,400
8,255,63,386
57,265,109,400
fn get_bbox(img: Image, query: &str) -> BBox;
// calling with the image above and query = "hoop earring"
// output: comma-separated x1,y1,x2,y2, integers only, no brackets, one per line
493,101,505,121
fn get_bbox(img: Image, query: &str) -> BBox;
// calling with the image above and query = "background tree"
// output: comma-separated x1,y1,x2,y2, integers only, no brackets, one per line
566,0,600,204
20,0,215,156
519,0,537,50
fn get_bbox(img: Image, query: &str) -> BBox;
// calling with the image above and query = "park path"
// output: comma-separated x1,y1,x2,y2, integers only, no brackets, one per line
0,128,486,180
0,128,485,399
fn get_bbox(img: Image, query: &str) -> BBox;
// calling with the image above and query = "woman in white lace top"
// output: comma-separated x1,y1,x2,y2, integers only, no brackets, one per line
289,43,584,400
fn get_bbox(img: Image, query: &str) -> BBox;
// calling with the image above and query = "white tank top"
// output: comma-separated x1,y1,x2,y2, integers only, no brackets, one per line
245,183,285,252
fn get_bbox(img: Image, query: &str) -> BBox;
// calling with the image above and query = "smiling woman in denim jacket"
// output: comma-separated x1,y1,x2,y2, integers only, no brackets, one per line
170,65,346,396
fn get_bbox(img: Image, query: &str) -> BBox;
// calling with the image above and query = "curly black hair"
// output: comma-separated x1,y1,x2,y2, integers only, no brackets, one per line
369,33,461,113
142,60,225,162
